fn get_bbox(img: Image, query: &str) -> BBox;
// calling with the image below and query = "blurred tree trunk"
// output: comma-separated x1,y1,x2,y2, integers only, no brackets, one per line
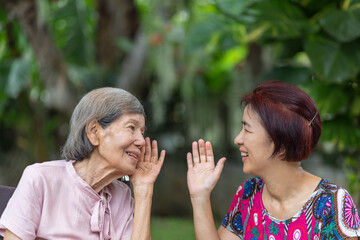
0,0,76,115
95,0,148,96
95,0,139,69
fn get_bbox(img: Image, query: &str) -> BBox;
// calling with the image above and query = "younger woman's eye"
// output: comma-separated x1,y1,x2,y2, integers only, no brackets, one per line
244,128,251,133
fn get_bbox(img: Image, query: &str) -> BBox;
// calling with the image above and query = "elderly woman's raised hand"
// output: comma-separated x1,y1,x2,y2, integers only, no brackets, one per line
130,137,165,188
187,139,226,199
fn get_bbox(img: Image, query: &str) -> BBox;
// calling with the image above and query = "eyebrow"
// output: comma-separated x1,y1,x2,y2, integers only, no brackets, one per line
127,119,147,131
241,121,251,127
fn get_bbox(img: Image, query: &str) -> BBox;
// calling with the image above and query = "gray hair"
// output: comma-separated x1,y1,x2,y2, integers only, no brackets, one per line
61,87,145,161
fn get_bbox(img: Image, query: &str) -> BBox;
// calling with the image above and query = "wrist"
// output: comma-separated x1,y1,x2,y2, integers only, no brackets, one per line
190,193,211,205
133,184,154,198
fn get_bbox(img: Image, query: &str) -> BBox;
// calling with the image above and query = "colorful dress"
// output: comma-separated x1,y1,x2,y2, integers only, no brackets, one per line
221,177,360,240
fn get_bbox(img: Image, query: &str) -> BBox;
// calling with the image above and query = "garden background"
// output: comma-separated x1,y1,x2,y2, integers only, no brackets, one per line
1,0,359,239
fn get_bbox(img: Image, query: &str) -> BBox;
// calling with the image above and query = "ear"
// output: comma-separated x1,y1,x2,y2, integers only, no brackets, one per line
85,119,101,146
277,146,287,160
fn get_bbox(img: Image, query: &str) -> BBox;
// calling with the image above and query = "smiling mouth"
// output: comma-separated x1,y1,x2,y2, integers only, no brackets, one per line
241,152,249,157
127,152,138,160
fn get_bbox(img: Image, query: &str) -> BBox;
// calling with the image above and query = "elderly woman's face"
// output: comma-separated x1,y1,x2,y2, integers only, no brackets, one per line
94,113,145,174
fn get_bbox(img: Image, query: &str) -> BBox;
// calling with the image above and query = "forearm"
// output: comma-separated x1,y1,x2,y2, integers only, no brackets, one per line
191,196,221,240
131,184,154,240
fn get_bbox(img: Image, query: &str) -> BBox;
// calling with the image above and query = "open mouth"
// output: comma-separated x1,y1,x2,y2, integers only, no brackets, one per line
241,152,249,157
126,152,138,160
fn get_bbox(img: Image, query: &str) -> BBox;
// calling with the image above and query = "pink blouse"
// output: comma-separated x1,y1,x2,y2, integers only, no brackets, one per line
0,160,134,239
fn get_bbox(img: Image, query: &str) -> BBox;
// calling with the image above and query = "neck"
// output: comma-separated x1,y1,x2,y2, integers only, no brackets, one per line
73,157,124,194
261,160,317,203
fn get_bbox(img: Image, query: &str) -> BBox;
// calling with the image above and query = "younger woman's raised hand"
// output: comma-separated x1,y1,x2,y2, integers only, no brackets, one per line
186,139,226,199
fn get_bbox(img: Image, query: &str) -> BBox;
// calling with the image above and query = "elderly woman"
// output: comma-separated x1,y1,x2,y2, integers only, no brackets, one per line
187,81,360,239
0,87,165,239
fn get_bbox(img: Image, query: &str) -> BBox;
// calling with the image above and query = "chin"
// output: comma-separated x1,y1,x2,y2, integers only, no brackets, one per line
242,166,255,176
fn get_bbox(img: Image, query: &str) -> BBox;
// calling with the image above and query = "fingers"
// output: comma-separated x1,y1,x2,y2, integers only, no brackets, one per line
198,139,206,163
214,157,226,177
188,139,216,167
143,138,165,164
144,137,151,162
205,141,214,163
187,152,193,168
151,140,158,163
192,141,200,165
158,150,166,167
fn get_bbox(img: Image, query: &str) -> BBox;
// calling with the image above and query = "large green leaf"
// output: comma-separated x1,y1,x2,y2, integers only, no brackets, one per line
305,37,360,82
322,115,360,150
319,9,360,42
214,0,258,23
302,81,349,115
260,66,312,85
246,0,313,39
184,14,227,52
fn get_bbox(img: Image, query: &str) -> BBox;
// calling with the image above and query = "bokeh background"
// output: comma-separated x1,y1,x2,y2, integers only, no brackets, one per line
1,0,359,238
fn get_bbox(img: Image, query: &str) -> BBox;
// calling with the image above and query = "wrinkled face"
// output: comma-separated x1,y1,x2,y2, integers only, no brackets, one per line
233,105,275,176
95,113,145,175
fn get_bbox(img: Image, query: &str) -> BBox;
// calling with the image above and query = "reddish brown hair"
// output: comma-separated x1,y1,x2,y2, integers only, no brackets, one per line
241,81,321,162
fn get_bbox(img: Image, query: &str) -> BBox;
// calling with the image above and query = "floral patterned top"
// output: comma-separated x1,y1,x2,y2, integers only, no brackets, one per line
221,177,360,240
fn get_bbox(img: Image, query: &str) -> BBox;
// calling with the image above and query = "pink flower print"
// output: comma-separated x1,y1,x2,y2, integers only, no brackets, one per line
343,194,360,229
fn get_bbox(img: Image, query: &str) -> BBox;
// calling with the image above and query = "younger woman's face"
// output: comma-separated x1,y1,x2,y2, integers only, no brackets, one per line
233,105,276,176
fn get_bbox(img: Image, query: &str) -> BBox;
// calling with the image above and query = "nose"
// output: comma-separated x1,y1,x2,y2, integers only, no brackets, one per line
135,132,145,148
234,129,244,146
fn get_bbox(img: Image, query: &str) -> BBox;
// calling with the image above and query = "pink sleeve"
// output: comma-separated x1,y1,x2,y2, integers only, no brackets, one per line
0,165,42,239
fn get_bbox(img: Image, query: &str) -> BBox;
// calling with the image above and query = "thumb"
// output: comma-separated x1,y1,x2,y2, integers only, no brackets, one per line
214,157,226,177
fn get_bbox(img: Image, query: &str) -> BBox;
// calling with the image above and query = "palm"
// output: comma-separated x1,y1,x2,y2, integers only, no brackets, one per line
132,161,162,185
187,161,218,196
130,138,165,186
186,140,226,198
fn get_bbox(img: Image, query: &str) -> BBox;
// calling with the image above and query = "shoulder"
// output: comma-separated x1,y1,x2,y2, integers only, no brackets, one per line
239,177,263,199
24,160,68,173
16,160,71,195
228,177,262,212
314,179,360,237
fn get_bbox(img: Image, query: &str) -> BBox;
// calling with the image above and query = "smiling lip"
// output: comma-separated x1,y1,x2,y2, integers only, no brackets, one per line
240,150,248,162
126,151,140,162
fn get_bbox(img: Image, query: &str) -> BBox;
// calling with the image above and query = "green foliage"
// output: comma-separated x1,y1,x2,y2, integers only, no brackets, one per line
184,0,360,198
319,7,360,42
305,37,360,82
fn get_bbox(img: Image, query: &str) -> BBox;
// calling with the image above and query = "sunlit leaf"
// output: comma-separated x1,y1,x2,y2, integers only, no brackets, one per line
217,45,247,71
